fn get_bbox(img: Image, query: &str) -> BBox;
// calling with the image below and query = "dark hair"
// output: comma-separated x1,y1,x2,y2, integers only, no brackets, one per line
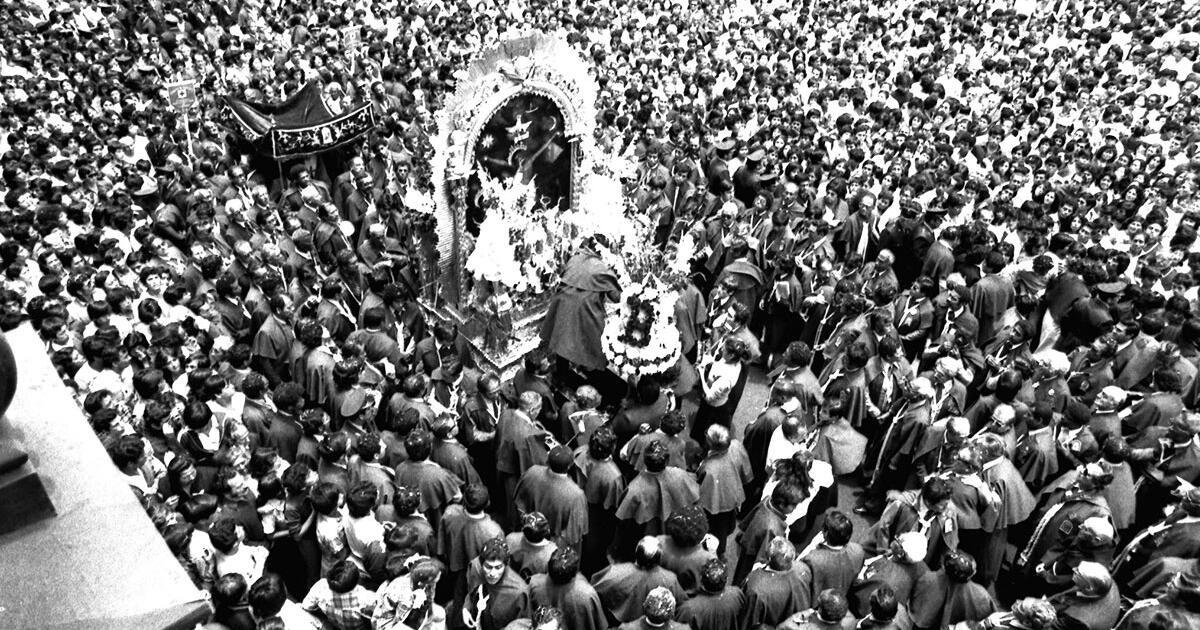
589,425,616,459
108,434,144,469
660,410,686,436
869,585,899,622
822,510,853,546
815,589,849,623
665,505,708,548
179,494,220,524
248,574,288,618
463,483,490,513
920,476,953,506
310,482,341,516
643,440,669,472
479,537,510,565
770,481,805,511
393,486,421,516
327,560,360,593
547,547,580,585
521,512,551,543
405,429,433,461
944,550,976,583
699,559,727,593
213,573,248,608
280,463,311,495
208,518,240,553
346,481,378,518
784,341,813,367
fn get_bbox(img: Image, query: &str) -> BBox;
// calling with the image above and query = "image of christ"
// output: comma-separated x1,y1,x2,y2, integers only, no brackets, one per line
465,94,571,236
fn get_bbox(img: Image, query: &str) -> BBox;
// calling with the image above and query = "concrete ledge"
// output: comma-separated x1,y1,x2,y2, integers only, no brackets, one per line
0,325,211,630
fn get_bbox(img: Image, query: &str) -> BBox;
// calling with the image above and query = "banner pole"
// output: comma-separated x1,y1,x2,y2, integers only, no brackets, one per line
183,110,195,166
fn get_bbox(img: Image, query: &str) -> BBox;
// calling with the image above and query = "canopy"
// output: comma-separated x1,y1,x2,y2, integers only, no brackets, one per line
226,81,375,159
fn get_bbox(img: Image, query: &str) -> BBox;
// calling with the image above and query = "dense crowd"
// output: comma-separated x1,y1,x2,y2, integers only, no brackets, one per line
4,0,1200,627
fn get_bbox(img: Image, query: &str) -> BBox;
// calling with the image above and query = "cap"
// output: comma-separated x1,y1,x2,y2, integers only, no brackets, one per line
746,149,766,162
714,139,736,151
1180,487,1200,515
1095,281,1127,295
1099,385,1128,405
339,389,370,417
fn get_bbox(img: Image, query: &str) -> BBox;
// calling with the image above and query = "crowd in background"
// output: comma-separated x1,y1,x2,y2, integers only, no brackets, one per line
4,0,1200,627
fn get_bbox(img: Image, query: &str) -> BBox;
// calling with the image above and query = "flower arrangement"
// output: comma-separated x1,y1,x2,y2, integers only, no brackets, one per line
464,169,561,295
601,279,682,381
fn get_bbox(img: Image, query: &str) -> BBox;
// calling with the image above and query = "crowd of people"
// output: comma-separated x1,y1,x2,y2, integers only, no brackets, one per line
4,0,1200,627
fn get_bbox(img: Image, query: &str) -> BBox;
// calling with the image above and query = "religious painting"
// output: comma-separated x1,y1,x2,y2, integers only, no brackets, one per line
465,94,572,236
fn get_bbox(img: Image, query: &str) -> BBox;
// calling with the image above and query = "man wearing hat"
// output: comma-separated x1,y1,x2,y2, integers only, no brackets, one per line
732,147,766,208
1129,412,1200,530
1116,571,1200,629
1117,487,1200,597
1015,463,1116,588
703,138,736,194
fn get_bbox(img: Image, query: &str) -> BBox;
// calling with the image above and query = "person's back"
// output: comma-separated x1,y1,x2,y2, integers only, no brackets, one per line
675,559,746,630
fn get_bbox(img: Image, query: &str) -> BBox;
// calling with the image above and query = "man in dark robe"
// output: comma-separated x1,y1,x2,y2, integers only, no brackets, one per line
910,551,997,629
574,427,626,576
614,441,700,556
696,425,753,554
858,377,934,515
770,341,823,412
1049,562,1122,630
591,537,688,626
802,511,865,603
734,481,804,585
429,416,481,487
658,506,718,596
1115,571,1200,630
438,484,505,593
739,381,795,504
674,275,708,363
393,430,462,534
675,559,746,630
528,548,607,630
496,392,553,528
1123,371,1185,435
977,433,1037,587
968,251,1015,346
821,340,874,430
776,590,858,630
458,538,531,630
1130,413,1200,530
848,532,930,618
1013,464,1114,584
514,446,589,548
865,476,959,570
1114,488,1200,589
740,536,813,629
920,224,957,284
540,242,621,371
